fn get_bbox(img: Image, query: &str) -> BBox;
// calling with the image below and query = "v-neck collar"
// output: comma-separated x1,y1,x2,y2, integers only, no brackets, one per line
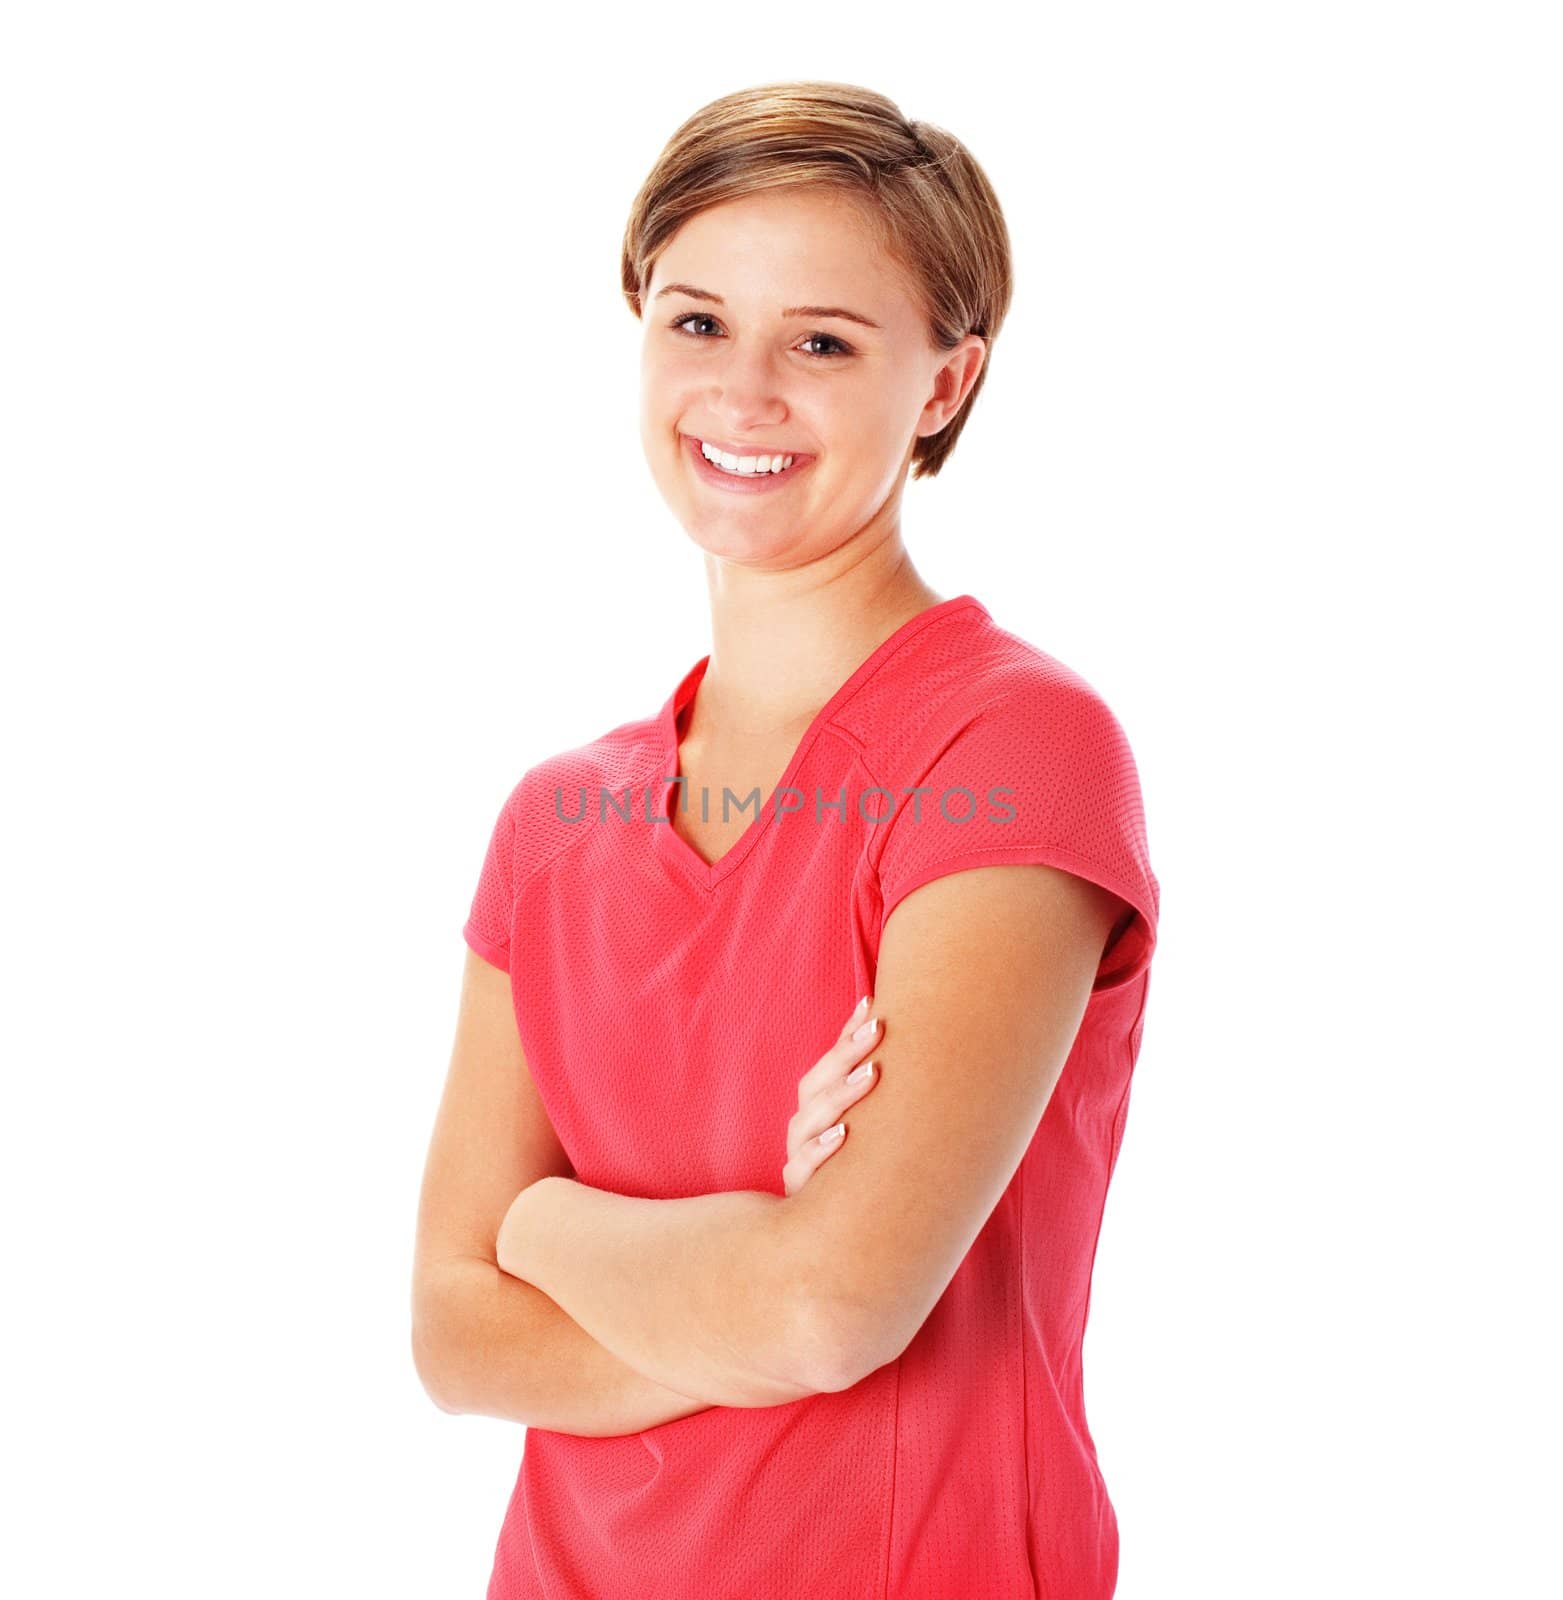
650,594,989,891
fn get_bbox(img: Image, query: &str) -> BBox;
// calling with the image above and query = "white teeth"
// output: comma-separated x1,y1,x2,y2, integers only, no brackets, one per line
700,440,796,476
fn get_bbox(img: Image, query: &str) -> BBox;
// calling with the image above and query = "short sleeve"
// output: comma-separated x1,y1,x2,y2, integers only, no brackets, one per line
873,685,1160,993
462,782,519,973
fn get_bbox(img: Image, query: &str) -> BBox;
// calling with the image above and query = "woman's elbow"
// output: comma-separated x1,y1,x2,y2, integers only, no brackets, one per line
411,1267,476,1415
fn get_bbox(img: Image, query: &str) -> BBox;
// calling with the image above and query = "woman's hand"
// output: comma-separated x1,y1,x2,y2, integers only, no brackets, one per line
495,1173,570,1281
782,995,883,1198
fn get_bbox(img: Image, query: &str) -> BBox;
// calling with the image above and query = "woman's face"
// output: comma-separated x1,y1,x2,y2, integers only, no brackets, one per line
639,186,984,567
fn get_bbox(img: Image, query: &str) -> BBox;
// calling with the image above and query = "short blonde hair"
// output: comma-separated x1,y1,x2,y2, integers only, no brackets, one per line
621,81,1013,480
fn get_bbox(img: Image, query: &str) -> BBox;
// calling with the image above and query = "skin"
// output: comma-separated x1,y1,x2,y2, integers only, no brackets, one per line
412,184,1124,1421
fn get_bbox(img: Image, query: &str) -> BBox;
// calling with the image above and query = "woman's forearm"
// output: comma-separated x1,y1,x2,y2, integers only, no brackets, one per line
496,1177,826,1409
418,1256,716,1437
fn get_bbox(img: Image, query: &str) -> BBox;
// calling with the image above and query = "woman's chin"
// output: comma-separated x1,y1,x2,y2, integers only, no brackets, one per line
679,505,817,562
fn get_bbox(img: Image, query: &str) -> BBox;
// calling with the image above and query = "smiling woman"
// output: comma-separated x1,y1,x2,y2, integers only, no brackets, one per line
411,79,1160,1600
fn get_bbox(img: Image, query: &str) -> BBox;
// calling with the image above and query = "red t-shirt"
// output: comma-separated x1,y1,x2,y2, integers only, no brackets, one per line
463,594,1160,1599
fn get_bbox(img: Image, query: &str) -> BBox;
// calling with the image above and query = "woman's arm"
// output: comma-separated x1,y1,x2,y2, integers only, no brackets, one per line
477,995,884,1417
416,1254,714,1436
493,865,1119,1404
497,1178,828,1409
412,950,715,1436
489,999,890,1408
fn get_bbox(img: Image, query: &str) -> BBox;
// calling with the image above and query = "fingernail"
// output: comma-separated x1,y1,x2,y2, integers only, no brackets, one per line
819,1122,846,1146
846,1060,874,1085
851,994,869,1021
851,1016,878,1043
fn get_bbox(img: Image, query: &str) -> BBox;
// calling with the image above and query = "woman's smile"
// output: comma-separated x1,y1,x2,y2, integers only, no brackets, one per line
682,431,817,494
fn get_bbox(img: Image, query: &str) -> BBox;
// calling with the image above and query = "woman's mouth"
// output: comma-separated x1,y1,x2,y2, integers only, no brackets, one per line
682,432,815,494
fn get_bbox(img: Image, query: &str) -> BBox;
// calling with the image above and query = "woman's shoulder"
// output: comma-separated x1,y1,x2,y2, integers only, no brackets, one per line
483,709,668,884
831,604,1137,782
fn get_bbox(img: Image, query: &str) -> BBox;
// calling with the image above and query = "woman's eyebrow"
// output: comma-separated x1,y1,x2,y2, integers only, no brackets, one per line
653,282,882,331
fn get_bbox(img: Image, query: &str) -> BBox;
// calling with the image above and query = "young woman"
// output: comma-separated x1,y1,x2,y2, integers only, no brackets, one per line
413,80,1160,1600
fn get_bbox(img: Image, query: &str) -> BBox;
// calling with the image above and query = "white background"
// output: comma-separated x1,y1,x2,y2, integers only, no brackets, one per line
4,4,1558,1595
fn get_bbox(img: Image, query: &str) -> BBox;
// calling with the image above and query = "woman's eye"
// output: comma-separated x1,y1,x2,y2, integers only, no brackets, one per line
667,313,851,359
